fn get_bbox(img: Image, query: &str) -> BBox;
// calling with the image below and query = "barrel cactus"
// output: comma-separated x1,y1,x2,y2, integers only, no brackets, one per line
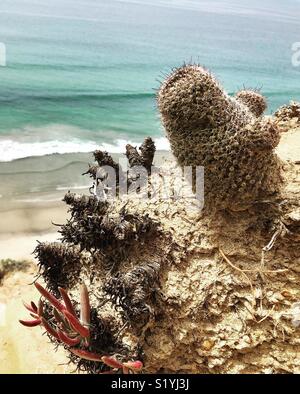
157,64,283,211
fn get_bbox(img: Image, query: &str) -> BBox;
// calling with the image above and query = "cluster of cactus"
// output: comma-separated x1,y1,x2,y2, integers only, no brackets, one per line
104,262,161,328
18,62,299,375
20,282,143,374
83,138,156,191
34,242,84,296
274,101,300,122
157,64,283,211
126,137,156,174
20,139,163,374
59,200,160,272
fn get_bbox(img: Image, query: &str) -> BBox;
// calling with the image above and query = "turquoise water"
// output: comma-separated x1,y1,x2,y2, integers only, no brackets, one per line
0,0,300,161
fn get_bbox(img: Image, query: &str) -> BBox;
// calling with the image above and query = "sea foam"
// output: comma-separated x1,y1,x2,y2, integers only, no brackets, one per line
0,137,170,162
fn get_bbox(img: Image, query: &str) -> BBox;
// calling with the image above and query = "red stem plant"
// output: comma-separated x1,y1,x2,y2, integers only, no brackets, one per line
19,282,143,374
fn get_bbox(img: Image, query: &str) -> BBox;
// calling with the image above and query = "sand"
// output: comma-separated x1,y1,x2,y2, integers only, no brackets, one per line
0,266,73,374
0,197,72,373
0,233,60,261
276,125,300,162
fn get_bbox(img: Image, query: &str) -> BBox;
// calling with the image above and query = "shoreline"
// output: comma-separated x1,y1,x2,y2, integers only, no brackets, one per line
0,130,298,261
0,150,171,207
0,149,173,260
0,199,68,260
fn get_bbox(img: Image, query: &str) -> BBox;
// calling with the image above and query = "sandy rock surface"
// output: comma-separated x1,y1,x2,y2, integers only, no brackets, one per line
140,126,300,373
0,267,73,374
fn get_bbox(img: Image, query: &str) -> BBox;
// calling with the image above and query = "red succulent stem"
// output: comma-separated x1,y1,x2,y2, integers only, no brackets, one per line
80,283,90,327
58,287,77,317
38,299,44,317
19,319,41,327
34,282,66,313
101,356,123,370
23,301,37,314
57,330,81,346
63,310,90,338
41,317,60,341
123,360,143,372
53,307,70,332
69,348,102,362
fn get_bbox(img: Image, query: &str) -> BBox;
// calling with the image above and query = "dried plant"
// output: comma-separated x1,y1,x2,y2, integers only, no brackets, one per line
274,101,300,122
0,258,30,283
104,262,162,327
34,242,83,296
19,139,166,374
58,205,160,272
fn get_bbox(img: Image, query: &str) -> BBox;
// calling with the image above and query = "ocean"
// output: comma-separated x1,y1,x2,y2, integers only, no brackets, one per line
0,0,299,211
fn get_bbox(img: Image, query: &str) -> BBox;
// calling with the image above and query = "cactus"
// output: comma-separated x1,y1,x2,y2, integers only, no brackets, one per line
157,64,283,211
34,242,84,297
235,89,267,117
274,101,300,123
126,137,156,173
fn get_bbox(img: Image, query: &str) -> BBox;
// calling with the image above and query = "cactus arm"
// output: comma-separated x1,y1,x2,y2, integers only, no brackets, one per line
243,119,281,151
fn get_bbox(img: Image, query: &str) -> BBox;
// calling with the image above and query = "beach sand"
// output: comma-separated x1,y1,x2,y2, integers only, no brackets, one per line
0,200,72,373
0,201,68,260
0,266,73,374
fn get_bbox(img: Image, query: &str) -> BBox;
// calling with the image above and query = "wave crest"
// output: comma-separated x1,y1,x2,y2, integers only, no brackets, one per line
0,137,170,162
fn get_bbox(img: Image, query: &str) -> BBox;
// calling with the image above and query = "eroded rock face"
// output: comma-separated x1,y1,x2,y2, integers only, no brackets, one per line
275,101,300,124
157,65,283,211
102,137,297,374
274,101,300,132
130,144,299,373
